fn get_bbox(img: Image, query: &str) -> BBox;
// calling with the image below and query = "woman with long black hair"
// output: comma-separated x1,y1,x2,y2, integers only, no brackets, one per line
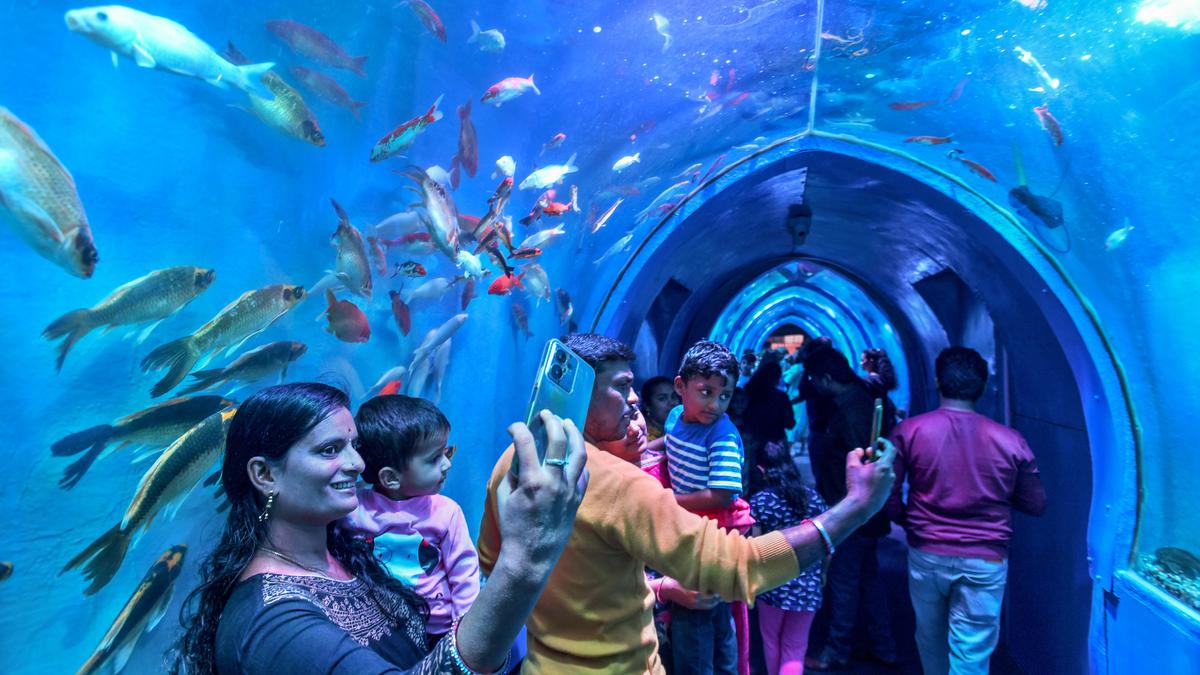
170,382,587,674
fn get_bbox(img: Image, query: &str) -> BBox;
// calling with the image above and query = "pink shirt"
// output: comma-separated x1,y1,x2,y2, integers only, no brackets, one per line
347,489,480,634
886,407,1047,560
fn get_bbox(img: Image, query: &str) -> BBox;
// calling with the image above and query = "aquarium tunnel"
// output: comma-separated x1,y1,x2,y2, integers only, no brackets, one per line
2,1,1198,673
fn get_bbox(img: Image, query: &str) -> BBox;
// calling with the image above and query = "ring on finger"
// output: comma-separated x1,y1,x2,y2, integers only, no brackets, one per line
544,457,569,467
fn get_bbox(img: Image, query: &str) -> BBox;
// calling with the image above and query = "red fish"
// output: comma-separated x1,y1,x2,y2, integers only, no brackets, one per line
325,290,371,342
511,247,542,260
394,261,427,278
511,303,532,338
402,0,446,42
488,177,513,207
888,100,939,110
379,380,405,396
290,67,367,119
370,95,443,162
1033,105,1063,146
905,135,954,145
449,100,478,188
388,290,411,336
266,20,367,77
461,278,476,310
540,132,566,156
457,214,481,238
542,201,572,217
488,272,525,296
948,150,998,182
519,189,556,226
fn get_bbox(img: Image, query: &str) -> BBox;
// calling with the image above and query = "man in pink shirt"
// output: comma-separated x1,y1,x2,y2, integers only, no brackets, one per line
887,347,1047,675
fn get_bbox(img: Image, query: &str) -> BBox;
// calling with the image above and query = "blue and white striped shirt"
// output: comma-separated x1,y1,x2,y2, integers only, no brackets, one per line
664,405,744,496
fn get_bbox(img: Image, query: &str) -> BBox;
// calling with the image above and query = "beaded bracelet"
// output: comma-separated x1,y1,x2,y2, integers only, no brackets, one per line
449,617,510,675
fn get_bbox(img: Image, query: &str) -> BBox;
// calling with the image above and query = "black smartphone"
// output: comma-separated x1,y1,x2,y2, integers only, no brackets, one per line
865,398,883,462
513,339,595,476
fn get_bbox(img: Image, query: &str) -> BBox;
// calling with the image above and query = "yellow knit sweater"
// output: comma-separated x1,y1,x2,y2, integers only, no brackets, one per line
476,443,799,674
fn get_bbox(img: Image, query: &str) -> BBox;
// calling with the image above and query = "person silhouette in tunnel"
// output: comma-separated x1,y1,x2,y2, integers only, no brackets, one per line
476,333,901,674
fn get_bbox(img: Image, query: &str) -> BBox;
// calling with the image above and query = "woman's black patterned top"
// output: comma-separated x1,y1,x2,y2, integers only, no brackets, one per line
748,486,828,612
215,573,468,674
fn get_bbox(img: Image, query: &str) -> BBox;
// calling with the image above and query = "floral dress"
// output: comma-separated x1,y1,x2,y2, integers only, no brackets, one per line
748,486,828,611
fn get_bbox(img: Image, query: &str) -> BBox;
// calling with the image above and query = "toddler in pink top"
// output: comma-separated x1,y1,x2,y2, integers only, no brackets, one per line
348,395,479,643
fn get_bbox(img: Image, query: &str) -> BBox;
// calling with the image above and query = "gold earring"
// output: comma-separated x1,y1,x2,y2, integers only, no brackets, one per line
258,491,276,523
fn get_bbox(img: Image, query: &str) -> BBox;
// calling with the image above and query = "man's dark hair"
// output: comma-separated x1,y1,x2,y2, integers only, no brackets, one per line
639,375,673,403
563,333,636,371
799,336,834,366
678,340,739,384
936,347,989,401
804,348,859,385
355,395,450,485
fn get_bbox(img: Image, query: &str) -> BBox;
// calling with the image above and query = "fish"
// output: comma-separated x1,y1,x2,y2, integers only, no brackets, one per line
61,408,237,595
591,199,623,233
383,232,435,257
519,153,578,190
519,189,555,226
427,339,453,403
511,247,542,260
613,153,641,172
426,165,454,192
226,45,325,147
324,290,370,343
1033,105,1064,146
379,380,405,396
404,276,458,303
488,272,524,296
492,155,516,180
401,166,460,262
570,185,580,212
481,75,541,107
370,95,444,162
141,284,305,398
944,77,970,104
1105,218,1134,251
542,200,573,217
51,395,234,490
0,107,99,278
394,260,428,278
520,224,567,251
402,0,447,42
266,19,366,77
290,66,367,120
179,341,307,395
473,179,514,252
0,561,10,581
636,181,691,223
406,336,435,396
329,199,373,298
676,162,703,181
461,278,476,310
947,149,998,182
76,545,187,675
388,290,412,336
904,135,954,145
369,365,408,396
888,100,939,110
540,132,567,157
366,236,389,276
372,210,423,239
1015,46,1060,91
43,266,215,371
455,250,488,279
449,100,478,188
652,12,673,52
411,313,468,368
522,263,552,305
468,19,505,53
556,288,574,328
511,303,532,338
65,7,274,96
595,231,634,265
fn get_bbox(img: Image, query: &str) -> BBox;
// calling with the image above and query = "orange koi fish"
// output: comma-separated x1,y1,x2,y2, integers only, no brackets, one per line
947,150,998,182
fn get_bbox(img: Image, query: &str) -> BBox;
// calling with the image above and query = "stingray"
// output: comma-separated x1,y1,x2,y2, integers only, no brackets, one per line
1008,142,1064,229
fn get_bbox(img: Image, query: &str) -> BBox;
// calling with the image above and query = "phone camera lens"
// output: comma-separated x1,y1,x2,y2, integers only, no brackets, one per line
550,364,564,380
554,349,568,364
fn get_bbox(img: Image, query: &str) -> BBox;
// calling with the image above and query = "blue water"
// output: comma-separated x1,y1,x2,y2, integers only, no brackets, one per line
2,0,1198,672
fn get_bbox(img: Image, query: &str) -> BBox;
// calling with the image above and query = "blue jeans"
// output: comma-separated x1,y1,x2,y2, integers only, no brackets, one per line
669,602,737,675
907,548,1009,675
819,533,895,662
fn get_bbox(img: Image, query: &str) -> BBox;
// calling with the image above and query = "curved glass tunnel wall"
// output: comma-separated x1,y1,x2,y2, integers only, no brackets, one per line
1,0,1198,673
709,262,911,415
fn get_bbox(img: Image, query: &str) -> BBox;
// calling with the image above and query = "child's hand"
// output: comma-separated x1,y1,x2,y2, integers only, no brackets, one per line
658,577,720,609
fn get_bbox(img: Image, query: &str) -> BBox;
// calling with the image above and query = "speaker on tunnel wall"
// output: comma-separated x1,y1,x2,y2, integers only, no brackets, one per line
787,202,812,247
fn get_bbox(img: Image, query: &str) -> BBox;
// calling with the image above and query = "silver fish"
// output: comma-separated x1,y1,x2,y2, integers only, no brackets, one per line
403,166,460,262
522,263,552,305
141,284,305,397
329,199,373,299
43,266,215,370
61,408,236,595
0,107,99,277
179,340,307,395
411,313,467,369
595,231,634,265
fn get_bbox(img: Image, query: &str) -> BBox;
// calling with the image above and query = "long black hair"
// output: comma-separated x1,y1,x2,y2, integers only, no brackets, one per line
170,383,427,674
758,441,809,516
862,348,898,392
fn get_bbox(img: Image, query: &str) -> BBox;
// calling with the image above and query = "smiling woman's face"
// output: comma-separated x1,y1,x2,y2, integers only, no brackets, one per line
269,407,365,525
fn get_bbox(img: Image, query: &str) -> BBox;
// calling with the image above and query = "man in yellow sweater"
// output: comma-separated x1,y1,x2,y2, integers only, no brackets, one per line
477,333,897,674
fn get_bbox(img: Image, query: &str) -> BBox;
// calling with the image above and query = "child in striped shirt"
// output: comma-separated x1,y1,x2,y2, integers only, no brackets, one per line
663,340,755,674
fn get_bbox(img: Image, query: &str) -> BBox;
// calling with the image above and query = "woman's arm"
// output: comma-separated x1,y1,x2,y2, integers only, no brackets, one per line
454,413,588,672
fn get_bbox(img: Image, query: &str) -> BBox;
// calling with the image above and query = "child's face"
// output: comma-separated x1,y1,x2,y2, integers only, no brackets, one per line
643,382,679,426
674,373,735,424
383,430,452,499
